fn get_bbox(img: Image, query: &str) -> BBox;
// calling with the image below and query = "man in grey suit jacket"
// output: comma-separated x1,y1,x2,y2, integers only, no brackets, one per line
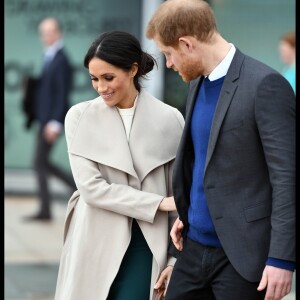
146,0,295,299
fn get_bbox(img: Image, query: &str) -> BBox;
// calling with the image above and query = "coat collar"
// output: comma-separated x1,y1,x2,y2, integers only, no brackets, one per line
68,89,183,182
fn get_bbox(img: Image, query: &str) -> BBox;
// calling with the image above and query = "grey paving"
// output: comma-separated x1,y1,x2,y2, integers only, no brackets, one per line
5,263,59,300
4,195,296,300
5,195,67,300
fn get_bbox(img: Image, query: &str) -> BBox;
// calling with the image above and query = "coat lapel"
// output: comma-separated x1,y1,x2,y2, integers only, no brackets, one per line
68,97,139,178
204,49,244,174
68,89,183,182
129,89,183,182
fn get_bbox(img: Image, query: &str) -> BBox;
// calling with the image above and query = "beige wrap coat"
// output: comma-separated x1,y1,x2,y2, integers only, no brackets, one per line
54,89,184,300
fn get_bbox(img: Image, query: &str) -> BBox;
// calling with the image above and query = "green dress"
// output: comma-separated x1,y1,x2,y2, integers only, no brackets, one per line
107,219,153,300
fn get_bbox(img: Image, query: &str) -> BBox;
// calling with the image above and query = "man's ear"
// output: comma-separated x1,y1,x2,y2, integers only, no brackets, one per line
178,36,194,52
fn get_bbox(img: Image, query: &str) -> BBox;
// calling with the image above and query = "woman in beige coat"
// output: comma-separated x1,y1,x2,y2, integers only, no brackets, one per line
54,31,184,300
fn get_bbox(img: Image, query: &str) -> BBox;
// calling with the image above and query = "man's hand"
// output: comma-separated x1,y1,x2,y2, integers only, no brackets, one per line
257,265,293,300
170,217,184,251
43,124,60,143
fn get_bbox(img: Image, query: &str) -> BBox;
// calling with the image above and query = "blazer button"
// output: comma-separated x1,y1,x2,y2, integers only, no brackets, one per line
206,185,215,189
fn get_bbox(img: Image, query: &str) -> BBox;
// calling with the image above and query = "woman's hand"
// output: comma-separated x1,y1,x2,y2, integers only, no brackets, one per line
158,196,176,211
154,265,174,297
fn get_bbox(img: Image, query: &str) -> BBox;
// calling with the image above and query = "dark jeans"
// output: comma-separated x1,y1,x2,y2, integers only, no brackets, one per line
165,237,266,300
33,127,76,216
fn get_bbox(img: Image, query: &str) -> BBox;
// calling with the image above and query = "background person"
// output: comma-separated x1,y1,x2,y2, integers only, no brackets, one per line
54,30,184,300
23,17,76,221
146,0,296,299
278,31,296,94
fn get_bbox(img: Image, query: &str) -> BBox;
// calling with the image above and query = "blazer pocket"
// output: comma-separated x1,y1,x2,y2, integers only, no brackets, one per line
221,120,244,133
244,202,271,222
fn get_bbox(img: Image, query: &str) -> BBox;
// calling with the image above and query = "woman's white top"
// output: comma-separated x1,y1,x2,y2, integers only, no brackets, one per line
116,93,138,141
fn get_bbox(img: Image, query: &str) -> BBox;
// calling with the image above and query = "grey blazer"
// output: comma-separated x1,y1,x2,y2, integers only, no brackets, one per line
172,48,295,282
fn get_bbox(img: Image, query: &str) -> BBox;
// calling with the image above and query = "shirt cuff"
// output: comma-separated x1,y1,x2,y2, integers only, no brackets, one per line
47,120,63,133
266,257,295,272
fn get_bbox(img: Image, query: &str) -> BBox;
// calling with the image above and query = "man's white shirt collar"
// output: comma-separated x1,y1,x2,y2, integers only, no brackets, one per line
208,43,236,81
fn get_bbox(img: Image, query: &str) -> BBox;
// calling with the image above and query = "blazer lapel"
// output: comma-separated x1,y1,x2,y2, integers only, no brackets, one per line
176,77,203,156
204,49,244,174
129,89,183,182
186,78,203,125
68,97,138,178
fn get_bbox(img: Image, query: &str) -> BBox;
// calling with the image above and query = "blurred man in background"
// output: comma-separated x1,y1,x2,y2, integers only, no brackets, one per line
24,17,76,221
278,31,296,94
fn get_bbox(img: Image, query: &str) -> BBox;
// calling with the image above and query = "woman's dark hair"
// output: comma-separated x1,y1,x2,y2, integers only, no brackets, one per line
84,31,157,91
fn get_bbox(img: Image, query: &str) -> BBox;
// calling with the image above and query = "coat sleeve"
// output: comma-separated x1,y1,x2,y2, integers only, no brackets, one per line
255,73,295,261
166,159,178,266
166,107,185,265
64,104,164,224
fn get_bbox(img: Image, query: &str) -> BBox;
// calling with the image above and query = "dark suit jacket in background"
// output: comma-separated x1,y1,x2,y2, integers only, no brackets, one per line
172,48,296,282
35,48,73,126
22,48,73,129
22,75,38,129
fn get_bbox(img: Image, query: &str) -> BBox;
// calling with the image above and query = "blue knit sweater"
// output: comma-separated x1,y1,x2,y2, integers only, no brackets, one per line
187,76,224,248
